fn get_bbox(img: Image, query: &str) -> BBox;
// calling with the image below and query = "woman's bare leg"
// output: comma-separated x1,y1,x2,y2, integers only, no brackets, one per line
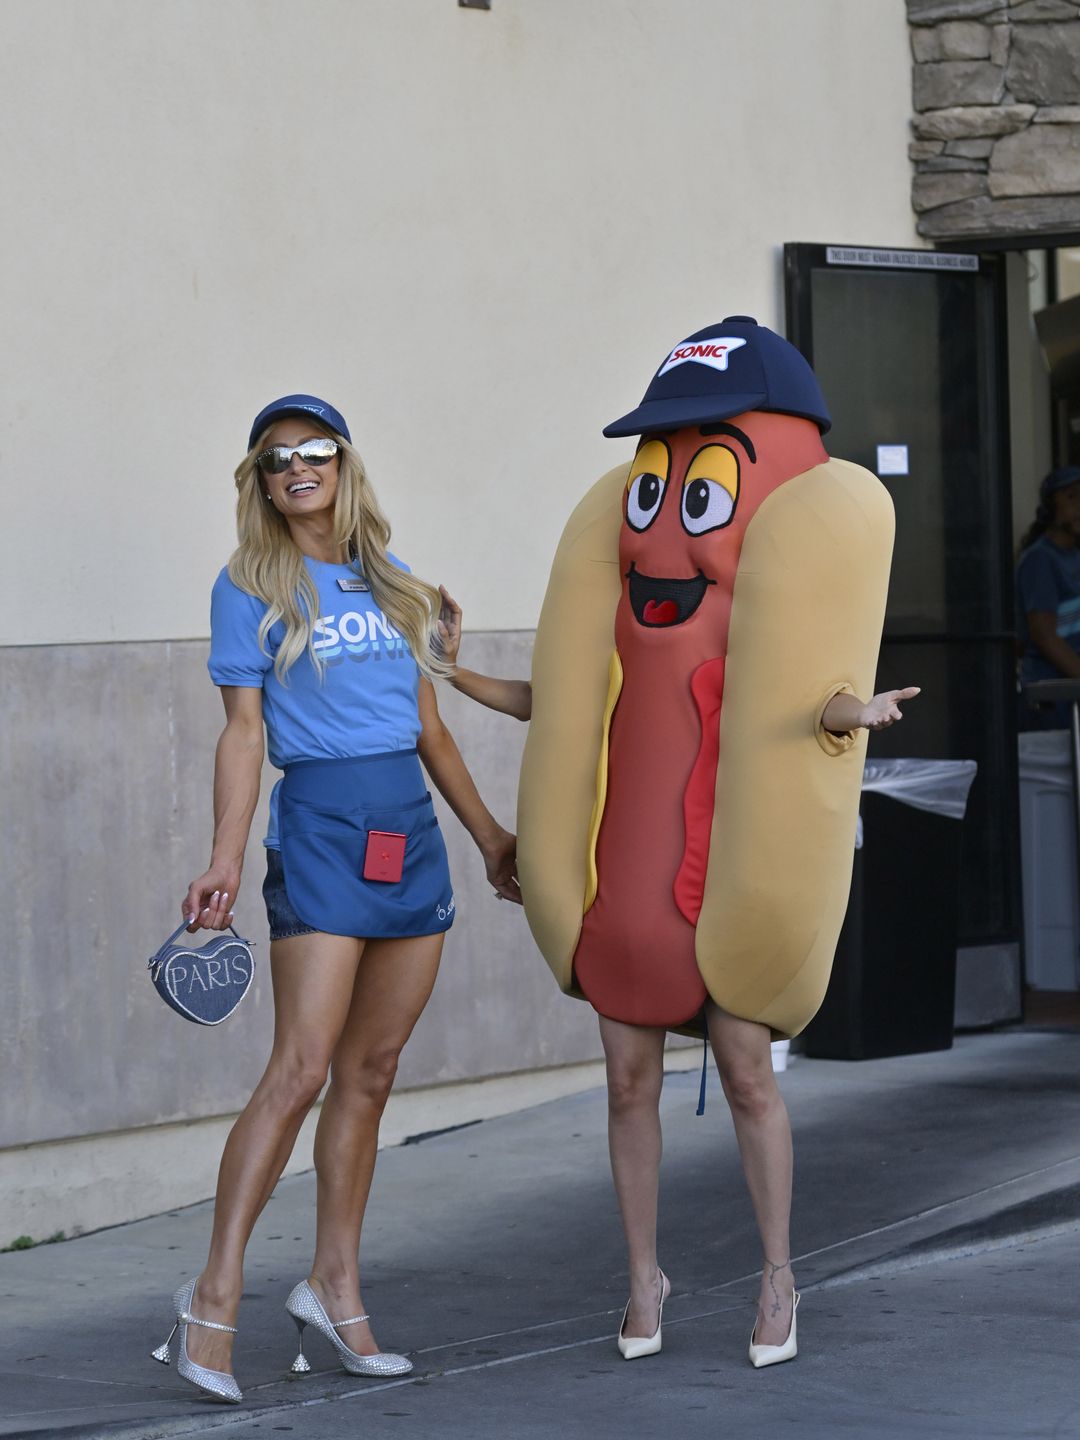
307,932,444,1356
598,1016,669,1338
707,1003,795,1347
185,931,364,1373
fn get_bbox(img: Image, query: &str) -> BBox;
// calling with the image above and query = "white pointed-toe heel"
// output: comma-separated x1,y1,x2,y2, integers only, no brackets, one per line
285,1279,412,1377
617,1269,670,1360
150,1277,242,1403
748,1289,799,1369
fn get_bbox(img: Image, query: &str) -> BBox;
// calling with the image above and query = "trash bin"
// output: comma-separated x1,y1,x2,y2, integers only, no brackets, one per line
1017,730,1080,991
803,759,977,1061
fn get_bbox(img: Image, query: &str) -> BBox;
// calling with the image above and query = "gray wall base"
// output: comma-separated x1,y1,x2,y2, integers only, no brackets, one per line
2,634,1023,1159
0,633,605,1152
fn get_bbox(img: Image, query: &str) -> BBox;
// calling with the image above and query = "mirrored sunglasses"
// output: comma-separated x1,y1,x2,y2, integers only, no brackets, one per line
257,438,339,474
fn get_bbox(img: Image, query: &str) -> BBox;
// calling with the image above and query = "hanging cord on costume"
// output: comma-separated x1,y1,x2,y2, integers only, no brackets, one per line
697,1013,710,1116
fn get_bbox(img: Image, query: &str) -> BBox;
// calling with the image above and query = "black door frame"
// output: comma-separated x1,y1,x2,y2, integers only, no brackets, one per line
783,242,1024,1021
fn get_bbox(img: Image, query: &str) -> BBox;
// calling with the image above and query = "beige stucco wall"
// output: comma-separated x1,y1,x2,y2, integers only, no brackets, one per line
0,0,917,649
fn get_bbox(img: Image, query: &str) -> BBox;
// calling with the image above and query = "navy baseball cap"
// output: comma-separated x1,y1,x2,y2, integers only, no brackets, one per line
603,317,831,437
1041,465,1080,498
248,394,351,451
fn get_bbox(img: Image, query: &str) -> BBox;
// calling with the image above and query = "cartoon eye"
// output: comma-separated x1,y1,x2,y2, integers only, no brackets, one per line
627,473,667,531
682,478,736,535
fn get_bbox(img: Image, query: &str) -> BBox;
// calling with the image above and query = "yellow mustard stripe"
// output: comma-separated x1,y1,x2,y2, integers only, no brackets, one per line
583,648,624,913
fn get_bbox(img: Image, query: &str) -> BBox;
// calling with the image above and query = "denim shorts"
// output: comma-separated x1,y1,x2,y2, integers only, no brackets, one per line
263,847,316,941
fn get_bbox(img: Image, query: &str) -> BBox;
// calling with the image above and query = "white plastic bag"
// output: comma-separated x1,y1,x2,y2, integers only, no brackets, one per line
855,758,978,849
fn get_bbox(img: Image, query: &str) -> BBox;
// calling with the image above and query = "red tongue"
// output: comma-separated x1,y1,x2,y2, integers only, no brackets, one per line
643,599,679,625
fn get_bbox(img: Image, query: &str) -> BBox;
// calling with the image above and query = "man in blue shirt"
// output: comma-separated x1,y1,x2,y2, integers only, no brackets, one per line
1017,465,1080,727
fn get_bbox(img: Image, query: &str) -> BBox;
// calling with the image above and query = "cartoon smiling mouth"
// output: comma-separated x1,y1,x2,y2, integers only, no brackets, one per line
627,564,715,627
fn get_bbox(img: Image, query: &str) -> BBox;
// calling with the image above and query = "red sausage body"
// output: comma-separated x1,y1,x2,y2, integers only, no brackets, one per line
572,414,828,1028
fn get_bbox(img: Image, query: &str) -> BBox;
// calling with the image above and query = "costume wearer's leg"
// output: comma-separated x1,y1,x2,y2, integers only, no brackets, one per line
187,932,365,1374
308,932,444,1356
598,1015,668,1338
707,1002,795,1348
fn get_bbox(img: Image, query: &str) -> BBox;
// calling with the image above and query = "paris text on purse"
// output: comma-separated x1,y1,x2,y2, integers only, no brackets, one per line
147,919,256,1025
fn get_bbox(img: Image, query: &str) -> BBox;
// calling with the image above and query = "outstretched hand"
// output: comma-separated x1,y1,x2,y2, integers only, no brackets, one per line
860,686,921,731
438,586,462,667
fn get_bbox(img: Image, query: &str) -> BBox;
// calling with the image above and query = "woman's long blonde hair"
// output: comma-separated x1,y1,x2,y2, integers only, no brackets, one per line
227,422,451,683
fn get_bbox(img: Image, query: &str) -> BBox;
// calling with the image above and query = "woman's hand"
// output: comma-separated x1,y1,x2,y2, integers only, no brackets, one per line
481,826,523,905
438,586,462,667
183,867,239,931
859,686,922,731
437,588,533,720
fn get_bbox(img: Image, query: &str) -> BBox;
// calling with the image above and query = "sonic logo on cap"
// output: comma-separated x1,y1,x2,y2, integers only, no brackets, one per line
659,337,747,377
247,393,352,450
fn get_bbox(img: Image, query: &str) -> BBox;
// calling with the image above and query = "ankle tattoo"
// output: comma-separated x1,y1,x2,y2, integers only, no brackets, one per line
763,1257,792,1320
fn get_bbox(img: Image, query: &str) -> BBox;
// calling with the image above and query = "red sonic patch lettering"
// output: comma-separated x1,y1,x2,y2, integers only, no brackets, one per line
658,337,747,377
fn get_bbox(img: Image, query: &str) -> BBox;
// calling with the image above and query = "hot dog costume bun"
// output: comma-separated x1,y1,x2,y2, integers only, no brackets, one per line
518,319,894,1038
518,466,625,993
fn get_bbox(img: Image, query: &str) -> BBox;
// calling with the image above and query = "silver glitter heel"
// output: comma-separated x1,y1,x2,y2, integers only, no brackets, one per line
284,1278,412,1377
151,1277,242,1403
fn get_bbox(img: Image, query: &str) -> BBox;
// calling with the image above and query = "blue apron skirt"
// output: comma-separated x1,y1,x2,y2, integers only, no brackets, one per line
278,750,455,939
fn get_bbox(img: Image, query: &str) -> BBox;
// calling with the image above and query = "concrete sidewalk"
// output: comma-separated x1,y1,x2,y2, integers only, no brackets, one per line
2,1030,1080,1440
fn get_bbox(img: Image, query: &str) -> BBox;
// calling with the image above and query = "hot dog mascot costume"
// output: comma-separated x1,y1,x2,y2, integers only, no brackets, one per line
517,318,894,1037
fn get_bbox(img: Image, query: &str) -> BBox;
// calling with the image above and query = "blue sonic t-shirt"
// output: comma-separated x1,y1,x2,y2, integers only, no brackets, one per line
208,555,422,847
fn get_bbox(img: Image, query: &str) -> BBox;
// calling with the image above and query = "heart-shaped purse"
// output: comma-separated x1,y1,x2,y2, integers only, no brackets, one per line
147,920,256,1025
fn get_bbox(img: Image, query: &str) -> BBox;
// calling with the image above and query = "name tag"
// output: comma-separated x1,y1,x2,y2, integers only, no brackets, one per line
336,577,370,593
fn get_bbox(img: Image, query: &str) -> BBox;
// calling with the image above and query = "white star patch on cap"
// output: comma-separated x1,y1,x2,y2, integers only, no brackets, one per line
658,337,747,377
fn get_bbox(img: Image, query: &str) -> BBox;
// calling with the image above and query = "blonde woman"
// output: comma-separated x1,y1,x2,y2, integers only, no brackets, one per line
153,395,518,1403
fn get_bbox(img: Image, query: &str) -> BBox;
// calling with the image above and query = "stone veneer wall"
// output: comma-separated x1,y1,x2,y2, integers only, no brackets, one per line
908,0,1080,240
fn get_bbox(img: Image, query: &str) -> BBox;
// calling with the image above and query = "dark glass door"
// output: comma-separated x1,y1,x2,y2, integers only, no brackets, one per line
785,245,1020,1013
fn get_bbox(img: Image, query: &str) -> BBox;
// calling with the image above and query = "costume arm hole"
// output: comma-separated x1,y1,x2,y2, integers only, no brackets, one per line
815,681,858,756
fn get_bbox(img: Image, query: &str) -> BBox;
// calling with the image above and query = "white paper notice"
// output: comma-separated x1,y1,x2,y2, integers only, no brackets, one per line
876,444,909,476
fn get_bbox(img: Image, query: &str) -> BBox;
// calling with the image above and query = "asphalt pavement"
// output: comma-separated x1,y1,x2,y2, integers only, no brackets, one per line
3,1029,1080,1440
